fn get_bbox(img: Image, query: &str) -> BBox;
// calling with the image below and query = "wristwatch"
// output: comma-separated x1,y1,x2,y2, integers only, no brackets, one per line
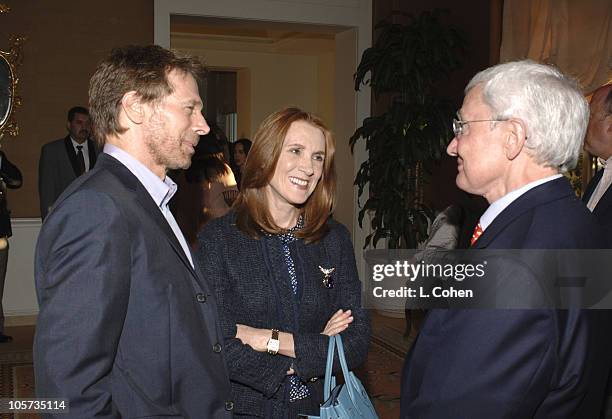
267,329,280,355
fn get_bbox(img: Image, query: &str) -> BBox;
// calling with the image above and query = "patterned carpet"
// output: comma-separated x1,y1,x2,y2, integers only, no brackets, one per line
0,315,411,419
0,327,37,419
355,340,404,418
358,310,414,418
0,363,37,419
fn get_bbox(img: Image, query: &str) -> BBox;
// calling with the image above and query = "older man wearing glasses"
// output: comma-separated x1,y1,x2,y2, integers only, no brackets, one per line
400,60,612,418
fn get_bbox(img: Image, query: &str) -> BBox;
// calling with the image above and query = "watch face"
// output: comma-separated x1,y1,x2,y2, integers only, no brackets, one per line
267,329,280,354
268,340,280,353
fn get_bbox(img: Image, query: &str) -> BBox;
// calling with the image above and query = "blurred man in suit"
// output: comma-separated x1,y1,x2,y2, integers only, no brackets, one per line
401,61,612,418
34,45,233,418
0,150,21,343
38,106,98,219
583,84,612,237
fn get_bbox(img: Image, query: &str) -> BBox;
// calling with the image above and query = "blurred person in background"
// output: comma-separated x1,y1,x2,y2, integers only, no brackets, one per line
230,137,252,189
0,150,21,343
186,123,238,231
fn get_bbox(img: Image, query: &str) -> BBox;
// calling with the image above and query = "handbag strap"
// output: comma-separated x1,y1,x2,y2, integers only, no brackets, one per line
335,335,357,401
323,335,336,399
323,335,357,401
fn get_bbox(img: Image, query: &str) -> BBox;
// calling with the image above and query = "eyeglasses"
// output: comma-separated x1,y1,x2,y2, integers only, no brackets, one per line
452,113,507,137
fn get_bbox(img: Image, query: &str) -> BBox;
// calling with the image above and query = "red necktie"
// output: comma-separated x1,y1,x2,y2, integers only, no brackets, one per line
470,222,483,246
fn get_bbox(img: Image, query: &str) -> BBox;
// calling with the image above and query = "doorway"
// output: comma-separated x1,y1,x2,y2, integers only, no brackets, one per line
154,0,372,278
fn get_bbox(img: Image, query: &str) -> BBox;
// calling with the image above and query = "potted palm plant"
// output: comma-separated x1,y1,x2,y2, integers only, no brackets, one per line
351,10,466,249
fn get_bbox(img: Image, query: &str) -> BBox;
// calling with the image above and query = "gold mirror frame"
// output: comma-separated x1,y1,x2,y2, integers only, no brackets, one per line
0,4,25,141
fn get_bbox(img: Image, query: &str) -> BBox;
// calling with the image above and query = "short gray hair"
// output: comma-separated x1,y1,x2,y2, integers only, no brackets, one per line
466,60,588,173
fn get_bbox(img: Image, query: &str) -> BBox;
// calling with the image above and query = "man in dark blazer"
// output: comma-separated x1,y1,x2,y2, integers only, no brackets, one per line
34,45,233,418
401,61,612,417
38,106,98,219
583,84,612,239
0,150,21,343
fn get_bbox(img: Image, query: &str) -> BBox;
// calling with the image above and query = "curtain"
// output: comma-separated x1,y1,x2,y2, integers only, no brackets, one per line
500,0,611,93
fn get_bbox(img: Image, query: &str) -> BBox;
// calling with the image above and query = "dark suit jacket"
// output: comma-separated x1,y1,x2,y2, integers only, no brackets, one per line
583,169,612,244
38,136,98,219
196,212,371,417
34,153,233,418
401,177,612,418
0,151,22,237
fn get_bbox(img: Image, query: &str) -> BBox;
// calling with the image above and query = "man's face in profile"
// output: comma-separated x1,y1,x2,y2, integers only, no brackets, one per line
446,85,509,202
142,70,210,174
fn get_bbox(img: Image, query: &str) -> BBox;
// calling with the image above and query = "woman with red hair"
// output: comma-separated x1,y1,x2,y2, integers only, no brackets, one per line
196,107,370,418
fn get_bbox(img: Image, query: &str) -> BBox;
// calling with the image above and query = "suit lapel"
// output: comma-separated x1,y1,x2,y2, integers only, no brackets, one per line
98,154,199,281
193,259,210,291
582,169,603,203
63,136,81,177
593,184,612,216
475,177,573,249
133,189,197,276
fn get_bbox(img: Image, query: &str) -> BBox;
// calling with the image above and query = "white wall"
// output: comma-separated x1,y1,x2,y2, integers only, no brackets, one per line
4,218,40,324
333,28,358,233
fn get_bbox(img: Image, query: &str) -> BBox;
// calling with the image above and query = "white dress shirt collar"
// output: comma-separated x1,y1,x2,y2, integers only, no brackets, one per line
70,136,88,152
587,156,612,211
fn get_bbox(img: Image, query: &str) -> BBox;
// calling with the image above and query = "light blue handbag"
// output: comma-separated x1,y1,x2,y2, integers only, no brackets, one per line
301,335,379,419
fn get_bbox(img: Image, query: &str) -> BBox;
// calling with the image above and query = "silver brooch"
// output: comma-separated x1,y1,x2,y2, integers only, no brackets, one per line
319,266,335,288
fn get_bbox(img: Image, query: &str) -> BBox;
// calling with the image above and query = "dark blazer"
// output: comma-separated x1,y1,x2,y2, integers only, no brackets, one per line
0,151,22,237
401,177,612,418
196,212,371,418
38,135,98,219
583,169,612,244
34,153,233,418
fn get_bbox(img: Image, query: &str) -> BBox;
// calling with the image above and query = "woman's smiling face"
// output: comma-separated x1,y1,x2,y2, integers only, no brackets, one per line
265,120,326,216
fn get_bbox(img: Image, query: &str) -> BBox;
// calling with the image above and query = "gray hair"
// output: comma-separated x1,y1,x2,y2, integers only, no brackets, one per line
466,60,588,173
